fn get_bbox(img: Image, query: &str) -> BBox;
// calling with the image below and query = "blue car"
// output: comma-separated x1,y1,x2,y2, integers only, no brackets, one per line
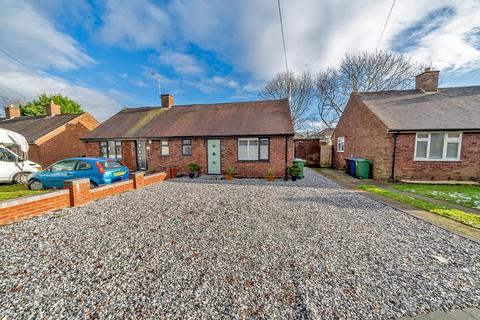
28,157,129,190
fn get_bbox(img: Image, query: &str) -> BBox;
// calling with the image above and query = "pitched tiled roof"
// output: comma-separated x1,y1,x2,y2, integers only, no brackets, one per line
0,114,82,143
84,99,294,139
357,86,480,131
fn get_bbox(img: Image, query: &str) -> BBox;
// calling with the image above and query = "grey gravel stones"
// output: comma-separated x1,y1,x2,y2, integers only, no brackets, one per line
1,168,479,319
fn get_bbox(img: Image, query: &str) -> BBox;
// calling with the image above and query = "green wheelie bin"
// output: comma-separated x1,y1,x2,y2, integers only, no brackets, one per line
293,158,305,179
354,159,371,179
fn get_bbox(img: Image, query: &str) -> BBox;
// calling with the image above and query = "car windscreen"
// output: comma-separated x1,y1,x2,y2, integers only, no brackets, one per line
101,160,124,169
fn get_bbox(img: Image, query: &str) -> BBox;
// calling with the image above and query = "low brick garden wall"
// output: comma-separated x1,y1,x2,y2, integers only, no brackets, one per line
0,172,167,226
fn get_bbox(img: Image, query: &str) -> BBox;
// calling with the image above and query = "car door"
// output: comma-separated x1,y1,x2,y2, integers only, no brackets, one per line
74,160,96,182
0,147,19,183
46,160,78,188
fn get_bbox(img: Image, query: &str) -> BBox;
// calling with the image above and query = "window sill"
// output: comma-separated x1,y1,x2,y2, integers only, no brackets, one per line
413,159,461,162
237,160,270,162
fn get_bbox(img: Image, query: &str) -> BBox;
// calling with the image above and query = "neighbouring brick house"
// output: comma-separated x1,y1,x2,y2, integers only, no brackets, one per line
333,69,480,181
83,95,294,178
0,103,99,167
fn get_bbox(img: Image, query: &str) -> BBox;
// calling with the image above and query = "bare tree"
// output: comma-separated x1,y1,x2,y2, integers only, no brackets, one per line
316,50,425,128
260,71,314,131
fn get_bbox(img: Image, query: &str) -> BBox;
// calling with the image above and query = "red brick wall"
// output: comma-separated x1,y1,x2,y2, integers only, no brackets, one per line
147,138,208,174
0,172,167,226
34,122,91,167
88,136,294,178
294,139,320,166
394,132,480,181
0,191,70,225
333,94,393,180
221,136,293,178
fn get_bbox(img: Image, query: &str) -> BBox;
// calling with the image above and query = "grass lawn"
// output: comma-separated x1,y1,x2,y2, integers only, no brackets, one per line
0,184,46,202
393,184,480,210
359,185,480,229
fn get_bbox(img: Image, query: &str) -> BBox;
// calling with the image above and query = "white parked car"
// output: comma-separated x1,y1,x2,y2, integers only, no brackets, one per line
0,146,42,184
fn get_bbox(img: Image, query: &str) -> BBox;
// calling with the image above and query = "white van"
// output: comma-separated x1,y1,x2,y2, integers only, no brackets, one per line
0,146,42,184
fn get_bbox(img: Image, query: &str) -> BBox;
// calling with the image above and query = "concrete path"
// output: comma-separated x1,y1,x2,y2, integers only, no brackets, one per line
399,307,480,319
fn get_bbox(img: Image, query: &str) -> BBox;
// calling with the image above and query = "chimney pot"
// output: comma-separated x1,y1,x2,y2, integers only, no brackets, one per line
415,69,439,93
5,104,21,119
161,94,174,109
46,102,61,116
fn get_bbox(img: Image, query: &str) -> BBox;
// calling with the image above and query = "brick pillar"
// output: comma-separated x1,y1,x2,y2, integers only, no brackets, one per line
129,171,145,189
64,178,91,207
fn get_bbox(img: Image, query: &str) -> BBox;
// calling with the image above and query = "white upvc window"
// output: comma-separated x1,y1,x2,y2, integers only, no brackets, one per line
238,138,269,161
160,140,169,156
337,137,345,152
414,132,462,161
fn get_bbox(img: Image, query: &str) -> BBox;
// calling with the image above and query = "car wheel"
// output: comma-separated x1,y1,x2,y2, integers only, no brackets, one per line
29,179,44,191
13,172,29,185
90,181,97,189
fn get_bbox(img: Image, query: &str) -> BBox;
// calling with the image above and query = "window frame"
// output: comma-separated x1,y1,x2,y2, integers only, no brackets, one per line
100,140,122,159
182,138,192,156
237,137,270,162
160,139,169,156
75,161,93,171
414,132,462,161
337,137,345,153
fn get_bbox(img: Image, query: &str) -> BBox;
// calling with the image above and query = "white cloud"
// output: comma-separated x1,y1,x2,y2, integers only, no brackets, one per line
386,0,480,73
98,0,171,49
95,0,475,81
158,51,204,75
0,58,123,121
0,0,94,71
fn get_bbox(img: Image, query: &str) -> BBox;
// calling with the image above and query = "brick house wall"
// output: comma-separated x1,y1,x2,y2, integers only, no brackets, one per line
34,122,90,166
394,132,480,181
85,136,294,178
333,94,480,181
25,113,99,167
333,94,393,180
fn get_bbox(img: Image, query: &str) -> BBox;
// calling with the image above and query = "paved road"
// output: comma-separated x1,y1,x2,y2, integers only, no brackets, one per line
1,169,479,319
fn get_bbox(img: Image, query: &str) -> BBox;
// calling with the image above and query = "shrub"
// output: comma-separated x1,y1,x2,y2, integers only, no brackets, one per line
225,166,236,175
188,163,201,173
287,164,301,177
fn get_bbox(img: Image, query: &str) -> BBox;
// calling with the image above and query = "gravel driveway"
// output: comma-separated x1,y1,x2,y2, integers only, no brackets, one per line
1,168,479,319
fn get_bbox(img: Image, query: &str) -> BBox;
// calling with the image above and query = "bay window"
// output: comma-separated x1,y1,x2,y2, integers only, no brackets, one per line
238,138,269,161
100,141,122,159
414,132,462,161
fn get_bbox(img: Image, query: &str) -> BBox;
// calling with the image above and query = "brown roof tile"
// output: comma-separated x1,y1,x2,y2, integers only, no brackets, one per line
358,86,480,131
84,99,294,139
0,114,82,143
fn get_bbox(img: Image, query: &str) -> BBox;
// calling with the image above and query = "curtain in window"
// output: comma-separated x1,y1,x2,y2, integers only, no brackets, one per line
429,133,444,159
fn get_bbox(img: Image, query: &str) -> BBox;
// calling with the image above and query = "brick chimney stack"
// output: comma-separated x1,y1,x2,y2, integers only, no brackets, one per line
5,104,21,119
415,67,440,93
46,101,61,116
161,94,174,109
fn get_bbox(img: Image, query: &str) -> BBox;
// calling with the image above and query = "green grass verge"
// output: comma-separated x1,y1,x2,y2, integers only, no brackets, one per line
393,184,480,210
0,184,46,202
359,185,480,229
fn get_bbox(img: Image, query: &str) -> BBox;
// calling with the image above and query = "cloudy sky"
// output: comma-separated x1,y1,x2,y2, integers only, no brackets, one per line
1,0,479,121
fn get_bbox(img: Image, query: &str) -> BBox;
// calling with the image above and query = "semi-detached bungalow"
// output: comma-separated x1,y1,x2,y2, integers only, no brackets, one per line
82,95,294,178
333,69,480,181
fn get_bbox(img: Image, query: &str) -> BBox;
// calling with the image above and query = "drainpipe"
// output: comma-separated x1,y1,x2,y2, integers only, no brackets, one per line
284,137,288,181
390,132,398,181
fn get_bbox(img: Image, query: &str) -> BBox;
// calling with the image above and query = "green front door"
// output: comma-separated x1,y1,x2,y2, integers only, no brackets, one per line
207,139,221,174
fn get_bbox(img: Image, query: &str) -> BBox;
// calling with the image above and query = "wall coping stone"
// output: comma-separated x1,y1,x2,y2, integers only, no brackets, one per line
0,189,69,209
